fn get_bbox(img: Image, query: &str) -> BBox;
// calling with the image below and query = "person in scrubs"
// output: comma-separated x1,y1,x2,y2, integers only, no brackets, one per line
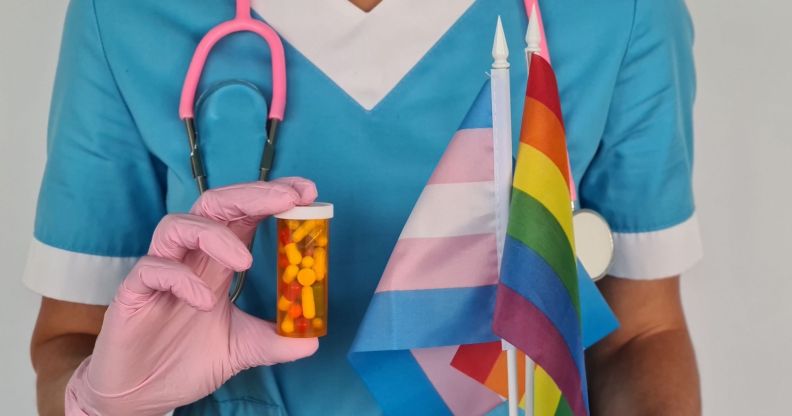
27,0,703,414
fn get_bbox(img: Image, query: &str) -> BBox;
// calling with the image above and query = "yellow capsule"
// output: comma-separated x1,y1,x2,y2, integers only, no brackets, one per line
301,256,315,268
277,296,292,312
281,315,295,333
305,228,323,246
286,220,300,230
316,236,328,247
297,268,316,286
312,318,324,330
284,243,302,265
313,247,327,281
302,286,316,319
292,220,317,243
282,264,299,283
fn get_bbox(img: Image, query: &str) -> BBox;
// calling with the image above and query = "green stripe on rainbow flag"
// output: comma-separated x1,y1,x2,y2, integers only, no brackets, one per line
507,188,579,314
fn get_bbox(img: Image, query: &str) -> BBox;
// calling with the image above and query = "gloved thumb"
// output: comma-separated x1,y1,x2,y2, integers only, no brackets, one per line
229,307,319,371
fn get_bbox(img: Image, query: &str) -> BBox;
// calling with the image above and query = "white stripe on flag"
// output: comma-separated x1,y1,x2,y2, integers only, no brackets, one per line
399,182,496,239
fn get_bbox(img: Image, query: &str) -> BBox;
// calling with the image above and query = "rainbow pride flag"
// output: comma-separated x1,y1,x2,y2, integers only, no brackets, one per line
453,260,613,416
492,53,588,415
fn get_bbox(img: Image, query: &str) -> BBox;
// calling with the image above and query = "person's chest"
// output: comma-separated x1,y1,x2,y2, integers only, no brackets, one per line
94,0,633,214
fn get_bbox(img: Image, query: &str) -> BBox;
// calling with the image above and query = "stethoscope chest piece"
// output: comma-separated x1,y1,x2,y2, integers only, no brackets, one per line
573,209,614,281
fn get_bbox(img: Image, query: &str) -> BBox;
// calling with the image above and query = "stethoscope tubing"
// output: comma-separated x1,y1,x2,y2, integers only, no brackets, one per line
178,0,287,302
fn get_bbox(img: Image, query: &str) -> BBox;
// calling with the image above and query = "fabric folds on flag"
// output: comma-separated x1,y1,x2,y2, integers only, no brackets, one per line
492,54,588,416
349,82,505,415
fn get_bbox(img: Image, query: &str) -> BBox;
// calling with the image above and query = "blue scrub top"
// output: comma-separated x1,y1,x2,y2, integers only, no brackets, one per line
31,0,697,414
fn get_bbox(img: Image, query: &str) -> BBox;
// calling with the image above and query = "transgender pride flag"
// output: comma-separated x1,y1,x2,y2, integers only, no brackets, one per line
349,82,505,415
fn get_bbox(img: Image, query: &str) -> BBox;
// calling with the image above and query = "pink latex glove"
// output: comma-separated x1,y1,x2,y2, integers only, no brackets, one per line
65,179,319,416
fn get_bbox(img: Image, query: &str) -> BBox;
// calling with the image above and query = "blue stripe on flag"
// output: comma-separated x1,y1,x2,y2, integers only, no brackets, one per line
348,349,452,415
459,80,493,129
577,260,619,347
484,401,526,416
500,236,583,368
350,286,499,352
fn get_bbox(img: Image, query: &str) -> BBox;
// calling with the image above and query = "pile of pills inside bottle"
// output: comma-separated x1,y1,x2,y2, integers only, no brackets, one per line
274,203,333,337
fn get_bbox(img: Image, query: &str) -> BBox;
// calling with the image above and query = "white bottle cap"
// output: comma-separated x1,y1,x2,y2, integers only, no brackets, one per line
274,202,334,220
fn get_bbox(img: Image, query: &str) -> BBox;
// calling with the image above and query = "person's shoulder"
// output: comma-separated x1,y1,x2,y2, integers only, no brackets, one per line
85,0,220,77
90,0,222,41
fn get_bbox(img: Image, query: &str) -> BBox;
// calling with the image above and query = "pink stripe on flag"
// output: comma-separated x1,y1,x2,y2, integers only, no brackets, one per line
376,234,499,293
427,128,494,185
412,346,503,415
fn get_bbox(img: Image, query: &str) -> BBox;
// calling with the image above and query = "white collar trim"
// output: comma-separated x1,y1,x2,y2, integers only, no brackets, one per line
251,0,475,110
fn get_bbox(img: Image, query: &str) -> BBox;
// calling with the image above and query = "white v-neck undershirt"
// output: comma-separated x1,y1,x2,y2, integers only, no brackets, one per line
251,0,475,110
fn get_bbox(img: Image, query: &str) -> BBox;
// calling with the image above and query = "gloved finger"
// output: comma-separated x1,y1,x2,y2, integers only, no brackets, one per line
190,181,302,225
121,256,217,311
268,177,318,205
149,214,252,272
228,307,319,371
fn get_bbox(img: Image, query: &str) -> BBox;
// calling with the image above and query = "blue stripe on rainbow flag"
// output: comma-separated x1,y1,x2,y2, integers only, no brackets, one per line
500,236,582,365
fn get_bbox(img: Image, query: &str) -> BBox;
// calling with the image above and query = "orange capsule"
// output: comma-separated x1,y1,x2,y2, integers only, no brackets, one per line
288,303,303,318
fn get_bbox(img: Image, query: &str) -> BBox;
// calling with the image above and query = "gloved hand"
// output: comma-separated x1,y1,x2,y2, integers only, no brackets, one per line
65,179,320,416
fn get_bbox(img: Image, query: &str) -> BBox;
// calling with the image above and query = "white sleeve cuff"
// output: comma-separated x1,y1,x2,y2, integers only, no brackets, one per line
23,238,139,305
608,213,703,280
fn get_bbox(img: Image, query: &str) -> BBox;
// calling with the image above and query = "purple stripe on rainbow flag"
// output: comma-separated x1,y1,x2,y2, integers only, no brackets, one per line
500,235,583,367
493,285,586,416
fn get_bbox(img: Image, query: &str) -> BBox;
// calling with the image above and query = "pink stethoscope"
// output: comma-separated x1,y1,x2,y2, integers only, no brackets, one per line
178,0,286,301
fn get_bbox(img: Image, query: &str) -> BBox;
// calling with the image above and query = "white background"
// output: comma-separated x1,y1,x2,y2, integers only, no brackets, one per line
1,0,790,414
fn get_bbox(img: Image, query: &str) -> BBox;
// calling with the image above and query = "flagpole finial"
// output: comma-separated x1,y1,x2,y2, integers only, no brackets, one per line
492,16,510,69
526,4,541,55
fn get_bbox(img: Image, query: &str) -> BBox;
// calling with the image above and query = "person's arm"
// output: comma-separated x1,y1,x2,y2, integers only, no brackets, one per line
586,276,700,415
31,299,105,416
575,0,702,412
24,0,157,412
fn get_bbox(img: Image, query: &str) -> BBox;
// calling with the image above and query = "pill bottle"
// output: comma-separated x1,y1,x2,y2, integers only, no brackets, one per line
274,203,333,337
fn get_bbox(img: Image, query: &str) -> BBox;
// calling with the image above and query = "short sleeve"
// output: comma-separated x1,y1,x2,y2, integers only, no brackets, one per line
578,0,702,279
23,0,165,305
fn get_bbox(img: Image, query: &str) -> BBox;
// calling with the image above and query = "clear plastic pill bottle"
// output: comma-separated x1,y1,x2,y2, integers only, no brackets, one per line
274,203,333,337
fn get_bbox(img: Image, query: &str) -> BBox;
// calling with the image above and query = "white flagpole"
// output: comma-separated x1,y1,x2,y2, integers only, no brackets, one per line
491,16,520,416
521,6,542,416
